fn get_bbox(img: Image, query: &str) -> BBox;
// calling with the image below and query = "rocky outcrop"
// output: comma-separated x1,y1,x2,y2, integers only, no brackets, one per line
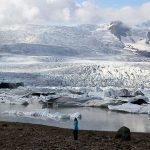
115,126,131,141
0,82,24,89
109,21,130,41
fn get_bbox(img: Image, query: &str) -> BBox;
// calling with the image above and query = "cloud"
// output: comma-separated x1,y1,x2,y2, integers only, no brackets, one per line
0,0,150,26
0,0,40,25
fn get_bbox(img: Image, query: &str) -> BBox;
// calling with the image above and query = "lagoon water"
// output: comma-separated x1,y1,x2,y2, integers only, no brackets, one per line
0,103,150,133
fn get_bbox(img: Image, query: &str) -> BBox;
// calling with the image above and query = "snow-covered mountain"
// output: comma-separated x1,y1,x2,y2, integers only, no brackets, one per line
0,21,150,88
0,21,149,60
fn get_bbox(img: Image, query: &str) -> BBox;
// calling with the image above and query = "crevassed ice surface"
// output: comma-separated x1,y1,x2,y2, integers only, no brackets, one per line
0,22,150,131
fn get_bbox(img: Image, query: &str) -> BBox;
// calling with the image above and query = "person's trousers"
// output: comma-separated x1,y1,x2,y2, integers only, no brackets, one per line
73,130,78,140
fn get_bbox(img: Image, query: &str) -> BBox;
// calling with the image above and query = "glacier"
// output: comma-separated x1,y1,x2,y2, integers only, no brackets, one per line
0,21,150,116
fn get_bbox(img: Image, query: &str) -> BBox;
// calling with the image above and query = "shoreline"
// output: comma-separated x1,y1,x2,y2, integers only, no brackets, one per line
0,121,150,150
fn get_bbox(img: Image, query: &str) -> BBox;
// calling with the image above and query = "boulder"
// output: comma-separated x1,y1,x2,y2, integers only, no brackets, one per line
31,93,41,97
22,101,29,106
0,82,24,89
115,126,131,141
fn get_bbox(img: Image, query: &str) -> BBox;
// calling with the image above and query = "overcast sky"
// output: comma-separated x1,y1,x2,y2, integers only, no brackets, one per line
0,0,150,26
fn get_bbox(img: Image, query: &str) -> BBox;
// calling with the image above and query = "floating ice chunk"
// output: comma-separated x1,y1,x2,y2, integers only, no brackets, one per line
31,112,42,117
142,88,150,100
104,88,131,98
108,103,150,114
88,92,103,99
83,99,105,107
16,111,25,116
104,88,117,98
3,110,17,115
70,112,81,119
82,98,124,108
128,95,149,104
140,105,150,114
0,93,30,105
58,114,70,119
108,103,142,113
2,110,81,121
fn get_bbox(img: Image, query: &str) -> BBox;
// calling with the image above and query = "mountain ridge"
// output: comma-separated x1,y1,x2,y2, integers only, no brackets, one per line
0,21,149,60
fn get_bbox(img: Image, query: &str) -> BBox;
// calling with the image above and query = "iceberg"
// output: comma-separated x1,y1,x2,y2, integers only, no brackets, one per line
108,103,150,114
108,103,142,113
3,110,81,121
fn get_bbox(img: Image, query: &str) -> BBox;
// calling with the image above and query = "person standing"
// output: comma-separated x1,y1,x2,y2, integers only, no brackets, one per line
73,118,78,140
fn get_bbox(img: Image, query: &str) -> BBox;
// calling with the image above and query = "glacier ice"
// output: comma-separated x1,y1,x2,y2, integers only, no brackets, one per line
3,110,81,121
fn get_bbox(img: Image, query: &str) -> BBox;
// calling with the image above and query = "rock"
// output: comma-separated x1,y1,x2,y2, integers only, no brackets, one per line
2,123,8,127
115,126,131,141
31,92,56,97
69,90,84,95
134,90,144,96
129,95,149,105
119,89,131,97
131,99,148,105
42,92,56,96
31,93,41,97
0,82,24,89
109,21,130,41
22,101,29,106
16,82,24,87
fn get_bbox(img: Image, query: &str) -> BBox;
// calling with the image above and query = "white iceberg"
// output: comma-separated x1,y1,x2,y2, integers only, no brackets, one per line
69,112,81,119
3,110,81,121
108,103,150,114
103,88,132,98
128,95,149,103
108,103,142,113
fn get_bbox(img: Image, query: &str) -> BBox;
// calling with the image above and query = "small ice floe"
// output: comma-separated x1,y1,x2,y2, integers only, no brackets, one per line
108,94,150,114
108,103,150,114
0,93,30,105
3,110,82,121
69,112,81,119
82,97,125,108
82,99,107,107
108,103,142,113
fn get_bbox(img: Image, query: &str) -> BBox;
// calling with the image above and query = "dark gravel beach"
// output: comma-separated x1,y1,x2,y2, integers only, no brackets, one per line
0,122,150,150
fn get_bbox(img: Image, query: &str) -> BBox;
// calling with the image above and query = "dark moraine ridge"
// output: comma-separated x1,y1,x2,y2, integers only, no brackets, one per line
0,122,150,150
